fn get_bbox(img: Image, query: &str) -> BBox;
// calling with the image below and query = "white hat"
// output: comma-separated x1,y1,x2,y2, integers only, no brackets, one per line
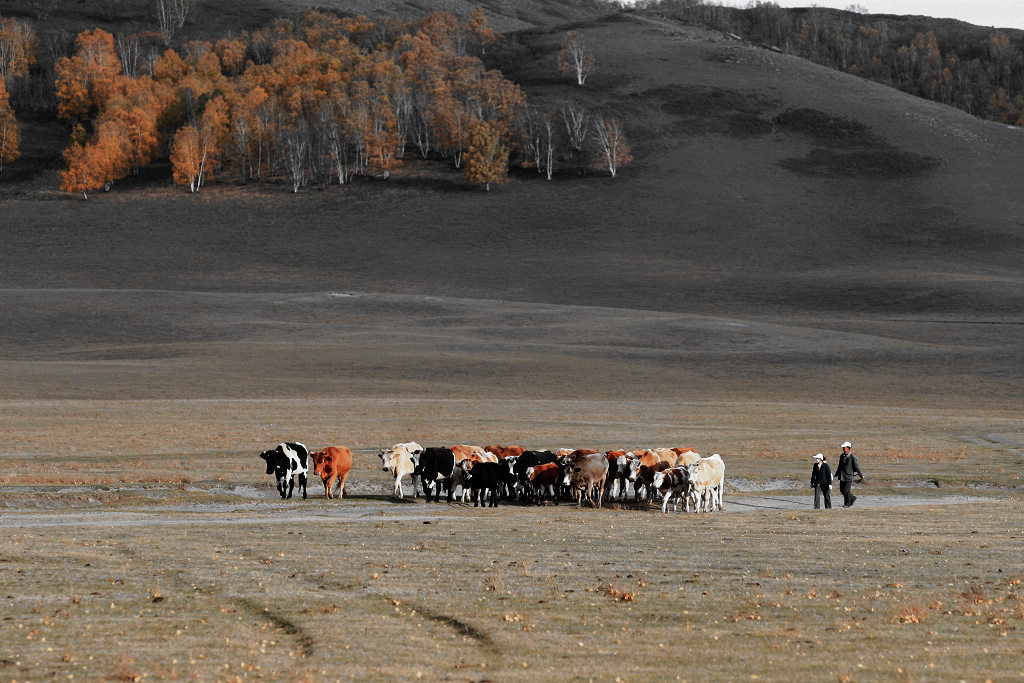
813,453,824,460
841,441,852,448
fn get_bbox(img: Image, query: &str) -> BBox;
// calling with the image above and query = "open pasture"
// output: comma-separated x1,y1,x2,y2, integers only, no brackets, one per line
2,493,1022,681
1,398,1022,681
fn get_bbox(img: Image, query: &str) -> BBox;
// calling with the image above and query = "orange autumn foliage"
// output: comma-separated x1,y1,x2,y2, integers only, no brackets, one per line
0,79,20,173
54,29,121,121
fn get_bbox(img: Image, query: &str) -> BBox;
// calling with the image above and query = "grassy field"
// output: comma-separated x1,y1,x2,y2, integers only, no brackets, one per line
3,497,1022,681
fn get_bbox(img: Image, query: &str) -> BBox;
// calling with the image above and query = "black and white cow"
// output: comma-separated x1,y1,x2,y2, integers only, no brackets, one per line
415,447,456,503
258,442,309,499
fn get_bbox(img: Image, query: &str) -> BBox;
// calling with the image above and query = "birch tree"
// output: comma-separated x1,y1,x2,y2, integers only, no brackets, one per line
557,31,595,86
590,114,632,178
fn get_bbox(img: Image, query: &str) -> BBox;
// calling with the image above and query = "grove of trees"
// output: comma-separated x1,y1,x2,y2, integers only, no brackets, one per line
643,0,1024,126
0,8,633,196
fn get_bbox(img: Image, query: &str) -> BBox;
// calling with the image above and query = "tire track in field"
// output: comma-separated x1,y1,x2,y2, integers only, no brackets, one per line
377,595,501,656
234,598,315,657
115,543,317,657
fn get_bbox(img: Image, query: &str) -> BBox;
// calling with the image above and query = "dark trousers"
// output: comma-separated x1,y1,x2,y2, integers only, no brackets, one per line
814,485,831,509
839,479,856,506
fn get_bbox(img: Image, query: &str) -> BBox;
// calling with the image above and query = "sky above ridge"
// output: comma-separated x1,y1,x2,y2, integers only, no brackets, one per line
749,1,1023,30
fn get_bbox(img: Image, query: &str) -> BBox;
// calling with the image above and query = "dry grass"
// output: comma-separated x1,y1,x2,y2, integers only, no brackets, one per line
875,446,972,462
1,501,1022,680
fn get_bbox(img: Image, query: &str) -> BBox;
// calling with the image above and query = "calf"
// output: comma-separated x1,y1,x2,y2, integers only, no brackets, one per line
378,441,423,498
652,467,691,513
632,461,671,503
416,447,457,503
526,462,562,505
515,450,557,498
450,460,472,502
499,455,520,500
562,453,609,508
258,442,309,500
311,446,353,500
603,450,628,499
465,461,502,507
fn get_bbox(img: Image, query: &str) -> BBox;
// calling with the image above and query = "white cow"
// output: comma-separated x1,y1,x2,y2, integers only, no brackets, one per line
685,453,726,513
378,441,423,498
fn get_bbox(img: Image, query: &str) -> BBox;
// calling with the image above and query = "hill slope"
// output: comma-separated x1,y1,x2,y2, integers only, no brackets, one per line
1,5,1022,409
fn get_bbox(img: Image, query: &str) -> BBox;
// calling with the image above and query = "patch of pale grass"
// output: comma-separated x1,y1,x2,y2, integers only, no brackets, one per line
874,446,971,462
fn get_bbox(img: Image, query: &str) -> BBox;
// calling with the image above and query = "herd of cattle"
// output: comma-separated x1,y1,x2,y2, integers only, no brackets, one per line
258,442,726,513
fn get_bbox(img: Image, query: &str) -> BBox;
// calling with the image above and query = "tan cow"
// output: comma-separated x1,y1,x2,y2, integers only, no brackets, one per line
450,444,485,463
378,441,423,498
311,446,353,500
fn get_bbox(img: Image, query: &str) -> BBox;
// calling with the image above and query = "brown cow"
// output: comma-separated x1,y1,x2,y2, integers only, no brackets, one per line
484,445,524,459
311,446,353,500
526,461,562,505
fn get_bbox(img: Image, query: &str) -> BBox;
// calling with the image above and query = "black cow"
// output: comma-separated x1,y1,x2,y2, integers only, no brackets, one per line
465,461,502,508
258,442,309,499
416,447,456,503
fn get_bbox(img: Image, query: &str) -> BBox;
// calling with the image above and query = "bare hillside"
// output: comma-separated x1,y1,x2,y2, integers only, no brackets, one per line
0,5,1022,411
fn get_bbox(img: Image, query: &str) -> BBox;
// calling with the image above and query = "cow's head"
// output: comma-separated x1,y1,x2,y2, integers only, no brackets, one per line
652,470,668,491
378,448,395,472
559,462,575,488
258,449,276,475
626,456,642,482
312,451,331,478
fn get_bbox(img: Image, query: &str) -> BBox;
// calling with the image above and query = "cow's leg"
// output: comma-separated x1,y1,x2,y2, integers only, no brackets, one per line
337,472,348,499
298,473,307,500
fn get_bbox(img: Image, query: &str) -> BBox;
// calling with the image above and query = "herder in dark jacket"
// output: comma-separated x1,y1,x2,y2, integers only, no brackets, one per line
835,440,864,507
810,453,832,509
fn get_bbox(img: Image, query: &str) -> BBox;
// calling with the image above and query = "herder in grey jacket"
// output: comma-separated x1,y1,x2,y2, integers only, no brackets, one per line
810,453,833,509
835,440,864,507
